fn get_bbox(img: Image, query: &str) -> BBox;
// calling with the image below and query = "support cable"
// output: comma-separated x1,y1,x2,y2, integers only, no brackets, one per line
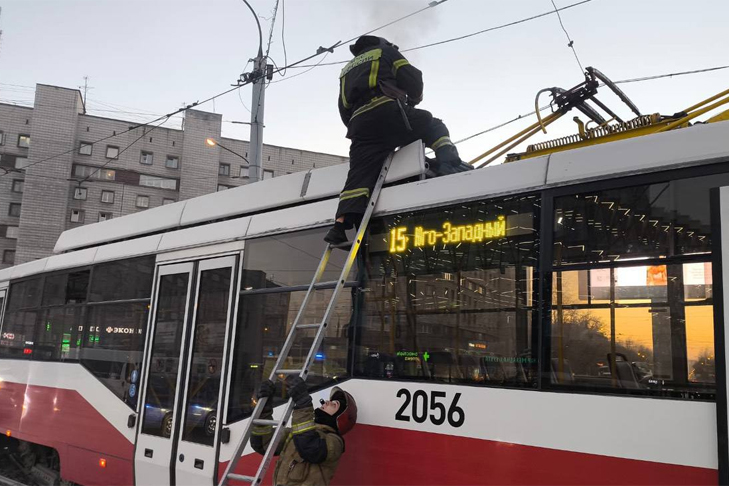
549,0,585,73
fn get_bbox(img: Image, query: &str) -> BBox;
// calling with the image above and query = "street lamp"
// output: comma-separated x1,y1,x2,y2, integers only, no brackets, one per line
205,138,250,165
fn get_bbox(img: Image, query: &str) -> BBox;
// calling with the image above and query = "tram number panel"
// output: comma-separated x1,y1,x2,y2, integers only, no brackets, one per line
395,389,465,428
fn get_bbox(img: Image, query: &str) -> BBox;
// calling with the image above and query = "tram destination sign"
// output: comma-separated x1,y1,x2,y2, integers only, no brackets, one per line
384,212,532,254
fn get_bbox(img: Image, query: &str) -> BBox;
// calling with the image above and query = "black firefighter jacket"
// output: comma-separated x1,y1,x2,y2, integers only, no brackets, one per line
338,38,424,130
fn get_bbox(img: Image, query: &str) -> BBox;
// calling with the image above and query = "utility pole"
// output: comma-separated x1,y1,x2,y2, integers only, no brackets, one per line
240,0,272,184
79,76,93,112
248,53,271,183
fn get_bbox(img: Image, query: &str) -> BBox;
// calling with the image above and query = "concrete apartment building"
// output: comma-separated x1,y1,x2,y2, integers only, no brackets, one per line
0,84,348,267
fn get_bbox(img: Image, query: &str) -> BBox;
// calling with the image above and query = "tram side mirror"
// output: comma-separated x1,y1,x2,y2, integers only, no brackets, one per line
221,427,231,444
128,414,137,428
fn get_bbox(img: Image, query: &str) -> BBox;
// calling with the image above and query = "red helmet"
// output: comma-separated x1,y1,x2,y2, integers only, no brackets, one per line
331,387,357,435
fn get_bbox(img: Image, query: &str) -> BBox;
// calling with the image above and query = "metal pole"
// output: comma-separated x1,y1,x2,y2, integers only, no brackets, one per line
249,55,265,183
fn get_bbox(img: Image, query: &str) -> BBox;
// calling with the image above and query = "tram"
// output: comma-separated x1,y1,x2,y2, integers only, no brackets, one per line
0,117,728,485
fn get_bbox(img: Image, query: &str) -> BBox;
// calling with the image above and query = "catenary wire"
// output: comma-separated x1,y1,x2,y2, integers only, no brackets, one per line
264,0,280,59
79,117,171,184
287,0,596,69
279,0,288,77
0,0,452,178
454,64,729,159
549,0,585,73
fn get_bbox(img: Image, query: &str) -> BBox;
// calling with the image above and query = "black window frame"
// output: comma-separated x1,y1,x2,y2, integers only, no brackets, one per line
70,209,85,223
106,145,120,159
140,151,153,166
0,256,155,409
538,159,729,401
79,142,93,156
101,190,115,204
11,180,23,194
8,203,21,218
2,250,15,265
165,155,179,169
356,193,541,391
73,187,88,200
136,195,150,208
219,163,230,176
17,134,30,148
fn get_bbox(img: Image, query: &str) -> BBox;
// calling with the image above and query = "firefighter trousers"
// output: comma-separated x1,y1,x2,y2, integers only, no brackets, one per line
336,101,458,224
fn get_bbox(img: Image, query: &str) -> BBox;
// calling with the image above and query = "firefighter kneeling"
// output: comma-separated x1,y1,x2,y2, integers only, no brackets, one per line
251,377,357,486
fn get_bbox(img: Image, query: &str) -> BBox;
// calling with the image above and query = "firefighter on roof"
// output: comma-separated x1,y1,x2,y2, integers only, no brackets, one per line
251,377,357,486
325,35,471,245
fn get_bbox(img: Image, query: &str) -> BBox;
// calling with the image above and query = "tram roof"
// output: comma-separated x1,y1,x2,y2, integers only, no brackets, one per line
1,121,728,284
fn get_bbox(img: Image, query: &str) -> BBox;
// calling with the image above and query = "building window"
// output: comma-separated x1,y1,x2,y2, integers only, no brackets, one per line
70,210,85,223
2,250,15,265
219,164,230,176
106,146,119,159
240,166,249,178
98,212,113,222
18,135,30,148
165,156,179,169
139,175,177,190
0,131,4,146
5,226,19,239
217,184,232,192
15,157,29,170
73,187,88,200
101,190,115,204
79,142,93,155
136,195,150,208
140,151,153,165
12,180,23,193
263,169,274,180
162,198,176,205
73,164,115,181
8,203,21,218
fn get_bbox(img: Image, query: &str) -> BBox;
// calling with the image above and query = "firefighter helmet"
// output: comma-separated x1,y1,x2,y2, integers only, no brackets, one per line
330,387,357,435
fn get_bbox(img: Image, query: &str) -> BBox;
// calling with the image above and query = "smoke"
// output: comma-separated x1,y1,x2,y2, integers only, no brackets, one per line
354,0,441,55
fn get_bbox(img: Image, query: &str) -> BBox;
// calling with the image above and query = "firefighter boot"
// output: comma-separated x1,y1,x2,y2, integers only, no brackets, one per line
435,145,473,175
324,221,349,245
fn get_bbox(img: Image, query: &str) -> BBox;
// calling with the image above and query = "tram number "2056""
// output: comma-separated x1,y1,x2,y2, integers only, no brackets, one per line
395,389,465,428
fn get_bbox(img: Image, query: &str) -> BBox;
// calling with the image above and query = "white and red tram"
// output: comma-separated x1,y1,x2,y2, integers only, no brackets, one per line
1,123,729,485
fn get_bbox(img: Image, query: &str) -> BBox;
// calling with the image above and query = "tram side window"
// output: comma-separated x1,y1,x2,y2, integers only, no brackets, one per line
81,302,149,407
0,277,42,358
34,306,84,361
226,229,353,423
42,270,90,306
550,173,726,397
89,256,155,301
356,195,540,387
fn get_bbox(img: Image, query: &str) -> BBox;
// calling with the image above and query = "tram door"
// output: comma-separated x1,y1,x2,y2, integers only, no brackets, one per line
135,256,238,486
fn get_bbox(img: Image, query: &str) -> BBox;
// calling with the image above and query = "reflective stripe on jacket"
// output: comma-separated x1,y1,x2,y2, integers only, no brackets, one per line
338,42,423,126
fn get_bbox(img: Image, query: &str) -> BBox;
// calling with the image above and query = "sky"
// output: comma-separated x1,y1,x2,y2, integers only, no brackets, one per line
1,0,727,162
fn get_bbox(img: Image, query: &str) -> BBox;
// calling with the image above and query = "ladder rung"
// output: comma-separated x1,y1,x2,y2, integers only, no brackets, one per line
252,419,279,426
296,323,322,330
228,473,255,483
276,369,303,375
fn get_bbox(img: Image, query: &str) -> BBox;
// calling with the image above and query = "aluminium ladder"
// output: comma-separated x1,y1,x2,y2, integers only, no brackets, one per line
219,152,395,486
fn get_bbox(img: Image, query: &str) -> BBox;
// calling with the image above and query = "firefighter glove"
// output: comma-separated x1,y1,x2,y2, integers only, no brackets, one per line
286,376,312,409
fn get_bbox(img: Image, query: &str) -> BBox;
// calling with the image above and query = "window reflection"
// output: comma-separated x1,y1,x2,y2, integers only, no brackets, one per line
551,263,714,394
227,288,351,423
242,229,353,289
357,195,539,387
553,173,729,265
227,228,353,424
182,267,232,446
